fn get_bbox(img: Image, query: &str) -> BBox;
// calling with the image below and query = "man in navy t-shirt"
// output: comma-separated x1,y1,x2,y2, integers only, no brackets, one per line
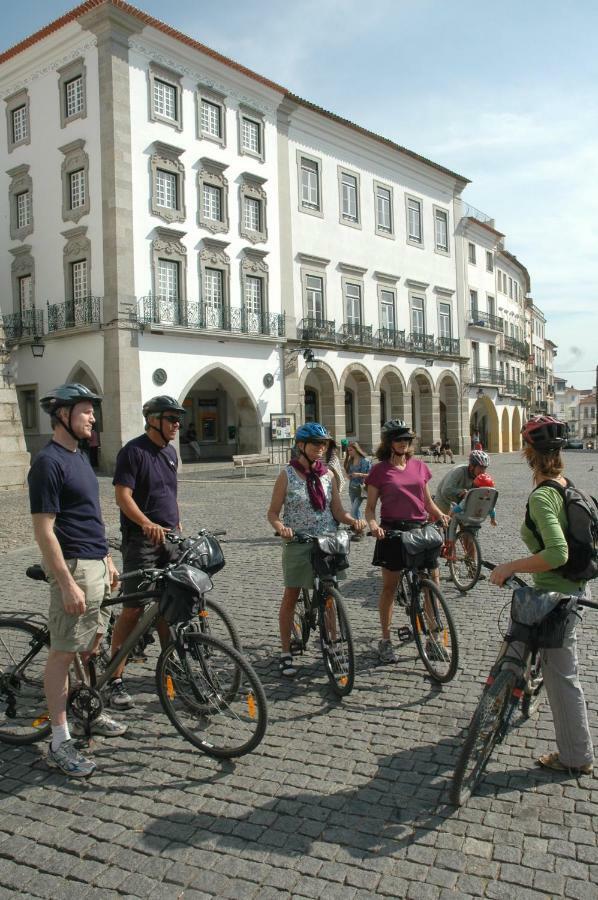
108,395,186,709
28,383,126,778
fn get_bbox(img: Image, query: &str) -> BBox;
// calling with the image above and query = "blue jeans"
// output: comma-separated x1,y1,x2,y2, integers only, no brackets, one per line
349,486,363,519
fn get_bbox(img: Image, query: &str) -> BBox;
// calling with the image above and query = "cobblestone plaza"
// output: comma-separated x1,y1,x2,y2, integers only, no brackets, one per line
0,451,597,899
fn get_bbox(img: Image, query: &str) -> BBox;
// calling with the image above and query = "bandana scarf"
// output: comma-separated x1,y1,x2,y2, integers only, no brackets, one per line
289,458,328,511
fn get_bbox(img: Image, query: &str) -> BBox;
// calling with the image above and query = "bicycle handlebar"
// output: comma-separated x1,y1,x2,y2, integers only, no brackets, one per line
481,561,526,589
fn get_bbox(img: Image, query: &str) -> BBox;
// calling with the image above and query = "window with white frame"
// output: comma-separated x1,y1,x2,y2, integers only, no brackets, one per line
470,289,478,313
58,59,87,128
341,171,359,222
157,258,179,300
69,170,86,210
198,158,228,234
154,78,177,121
239,173,267,242
245,275,263,326
241,116,261,154
306,275,323,321
486,250,493,272
434,207,449,252
202,183,222,221
16,191,31,229
149,66,182,130
12,105,28,144
204,267,224,322
5,89,30,152
201,100,222,139
508,276,513,298
300,157,320,210
439,302,452,338
71,259,89,301
156,169,177,209
65,77,83,119
244,196,261,232
411,295,425,334
406,196,422,244
345,282,362,326
18,274,33,313
379,289,395,331
468,242,476,264
375,184,392,234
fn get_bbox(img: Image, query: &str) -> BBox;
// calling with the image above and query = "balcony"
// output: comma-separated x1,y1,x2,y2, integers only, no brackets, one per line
376,327,407,350
534,400,549,413
297,317,336,343
338,323,374,347
436,336,460,356
503,380,530,401
408,332,435,353
535,365,546,379
501,335,529,359
469,366,505,386
139,297,285,337
1,309,44,343
468,308,504,332
47,296,102,333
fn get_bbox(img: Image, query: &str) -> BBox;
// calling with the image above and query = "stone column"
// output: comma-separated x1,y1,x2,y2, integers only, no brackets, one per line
0,335,30,489
80,6,143,471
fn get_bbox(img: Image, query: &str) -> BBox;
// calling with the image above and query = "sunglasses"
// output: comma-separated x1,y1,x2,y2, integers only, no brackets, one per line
163,415,183,424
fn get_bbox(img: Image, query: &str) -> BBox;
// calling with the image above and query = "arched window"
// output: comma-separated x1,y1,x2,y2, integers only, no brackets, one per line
380,390,387,427
305,388,318,423
345,389,355,434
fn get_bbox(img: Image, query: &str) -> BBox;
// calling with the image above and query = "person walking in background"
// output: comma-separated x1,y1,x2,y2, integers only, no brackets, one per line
326,438,346,493
471,428,481,450
344,441,371,538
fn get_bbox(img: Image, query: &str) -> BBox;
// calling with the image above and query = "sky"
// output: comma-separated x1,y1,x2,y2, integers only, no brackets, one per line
3,0,597,389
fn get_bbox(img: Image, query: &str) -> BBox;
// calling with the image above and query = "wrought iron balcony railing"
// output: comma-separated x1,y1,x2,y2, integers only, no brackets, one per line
535,365,546,378
469,367,505,386
376,327,407,350
296,317,336,343
468,308,504,331
339,323,374,347
501,335,529,359
408,332,435,352
436,336,460,356
1,308,44,343
503,380,529,400
47,297,102,333
138,297,284,337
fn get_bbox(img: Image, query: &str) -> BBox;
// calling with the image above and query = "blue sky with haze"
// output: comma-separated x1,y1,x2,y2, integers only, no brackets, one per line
5,1,597,387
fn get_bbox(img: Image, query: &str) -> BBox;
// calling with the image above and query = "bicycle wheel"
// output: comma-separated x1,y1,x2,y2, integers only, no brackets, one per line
156,633,267,758
451,668,517,806
521,652,544,719
448,529,482,593
410,578,459,683
319,587,355,697
0,619,52,744
196,597,243,652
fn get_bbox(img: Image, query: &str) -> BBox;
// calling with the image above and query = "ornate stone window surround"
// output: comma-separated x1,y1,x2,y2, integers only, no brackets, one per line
62,226,91,301
339,263,367,326
198,157,229,234
298,254,330,321
7,163,34,240
59,139,90,223
57,57,87,129
406,278,430,334
199,237,231,319
9,244,35,315
374,272,400,331
151,227,187,312
5,88,30,152
239,172,267,244
238,103,265,162
148,62,183,131
150,141,186,224
197,84,227,146
241,247,269,311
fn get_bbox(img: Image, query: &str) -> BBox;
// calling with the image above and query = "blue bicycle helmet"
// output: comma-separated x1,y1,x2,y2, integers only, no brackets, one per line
295,422,331,443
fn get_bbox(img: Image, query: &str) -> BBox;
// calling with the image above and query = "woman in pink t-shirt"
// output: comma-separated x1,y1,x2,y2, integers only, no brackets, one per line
364,419,449,664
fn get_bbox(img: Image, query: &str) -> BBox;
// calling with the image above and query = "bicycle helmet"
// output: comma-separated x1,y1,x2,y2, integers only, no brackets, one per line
40,383,102,416
295,422,331,443
469,449,489,467
381,418,415,440
473,473,495,488
521,415,567,451
142,395,186,418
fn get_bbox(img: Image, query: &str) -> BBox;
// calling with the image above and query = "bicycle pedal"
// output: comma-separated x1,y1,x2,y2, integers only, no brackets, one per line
397,626,413,643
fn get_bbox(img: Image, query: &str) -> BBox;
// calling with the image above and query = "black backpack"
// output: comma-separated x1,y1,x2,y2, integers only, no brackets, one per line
525,478,598,582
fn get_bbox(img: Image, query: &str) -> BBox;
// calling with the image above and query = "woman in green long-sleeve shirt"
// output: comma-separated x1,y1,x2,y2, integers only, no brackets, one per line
490,416,593,775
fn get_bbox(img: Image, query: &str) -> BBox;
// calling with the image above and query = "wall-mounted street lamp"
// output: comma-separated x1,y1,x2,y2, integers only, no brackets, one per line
31,335,45,358
287,346,317,370
476,387,484,399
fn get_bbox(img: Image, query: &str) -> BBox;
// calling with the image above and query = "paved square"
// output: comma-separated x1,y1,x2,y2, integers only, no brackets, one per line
1,451,597,898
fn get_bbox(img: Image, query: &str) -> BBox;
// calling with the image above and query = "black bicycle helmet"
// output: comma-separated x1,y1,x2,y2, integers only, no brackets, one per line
40,383,102,416
142,395,186,418
521,415,568,451
381,418,415,440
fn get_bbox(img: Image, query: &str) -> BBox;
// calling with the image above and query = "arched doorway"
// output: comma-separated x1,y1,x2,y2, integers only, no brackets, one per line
469,395,499,453
409,369,435,446
501,408,510,452
512,406,522,451
340,364,375,451
303,365,336,436
376,366,406,429
181,366,260,460
437,372,460,447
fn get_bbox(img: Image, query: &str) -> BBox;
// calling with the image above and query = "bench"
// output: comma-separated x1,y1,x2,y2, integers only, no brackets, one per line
232,453,271,478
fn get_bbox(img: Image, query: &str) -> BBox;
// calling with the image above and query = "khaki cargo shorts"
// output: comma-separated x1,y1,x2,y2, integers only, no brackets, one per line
47,558,111,653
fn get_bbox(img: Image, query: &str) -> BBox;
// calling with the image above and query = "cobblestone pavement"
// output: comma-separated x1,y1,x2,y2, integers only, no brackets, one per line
1,452,598,899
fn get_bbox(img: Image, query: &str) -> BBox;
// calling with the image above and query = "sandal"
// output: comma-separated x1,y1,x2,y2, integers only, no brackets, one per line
279,654,297,678
537,751,593,775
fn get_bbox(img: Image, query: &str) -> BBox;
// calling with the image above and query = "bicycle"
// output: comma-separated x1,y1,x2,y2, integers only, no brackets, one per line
450,561,598,805
0,550,267,760
284,529,355,697
386,528,459,683
439,486,498,593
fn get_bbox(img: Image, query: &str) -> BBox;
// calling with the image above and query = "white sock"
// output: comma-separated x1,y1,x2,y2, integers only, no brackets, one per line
51,722,71,751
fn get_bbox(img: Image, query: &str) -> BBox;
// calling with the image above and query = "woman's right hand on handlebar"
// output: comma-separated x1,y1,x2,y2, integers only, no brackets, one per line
370,522,385,540
278,525,294,539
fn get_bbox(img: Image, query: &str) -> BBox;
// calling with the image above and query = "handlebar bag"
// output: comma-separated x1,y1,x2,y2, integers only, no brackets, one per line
159,564,213,624
312,531,350,578
509,586,578,649
399,524,443,570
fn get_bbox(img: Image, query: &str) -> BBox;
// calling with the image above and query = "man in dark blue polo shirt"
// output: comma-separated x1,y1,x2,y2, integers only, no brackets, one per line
28,383,126,778
108,395,186,709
